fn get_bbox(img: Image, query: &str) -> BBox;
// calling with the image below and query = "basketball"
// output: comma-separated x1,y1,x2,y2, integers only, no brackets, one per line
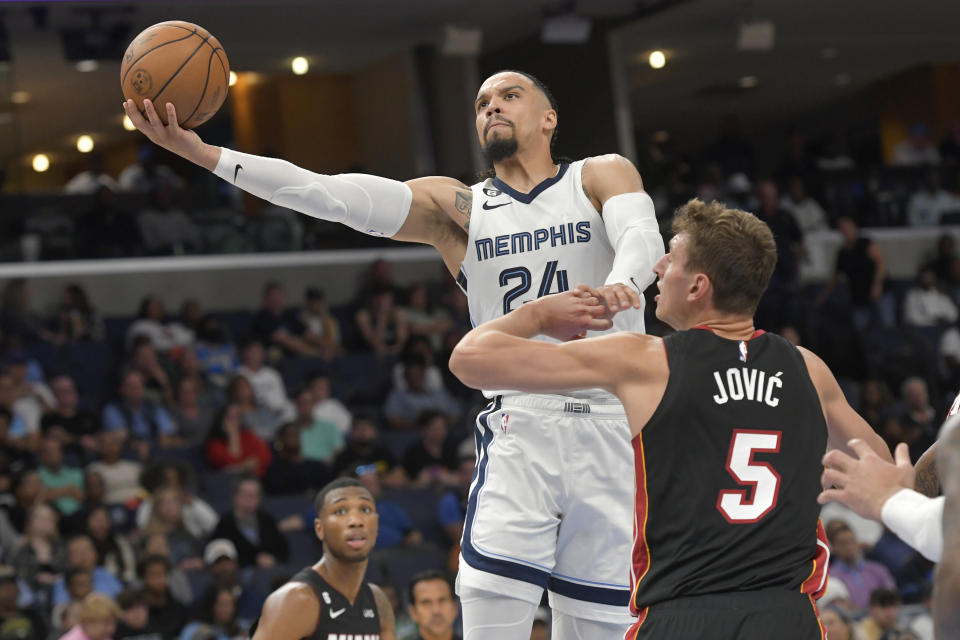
120,21,230,129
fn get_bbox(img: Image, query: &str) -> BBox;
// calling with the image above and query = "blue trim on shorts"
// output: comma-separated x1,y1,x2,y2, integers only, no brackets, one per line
461,397,551,589
548,576,631,606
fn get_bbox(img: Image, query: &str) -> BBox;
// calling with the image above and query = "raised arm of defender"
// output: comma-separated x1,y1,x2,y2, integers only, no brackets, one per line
122,98,469,274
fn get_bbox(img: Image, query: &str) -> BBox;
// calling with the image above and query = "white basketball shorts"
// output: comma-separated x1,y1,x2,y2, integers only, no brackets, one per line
456,394,636,624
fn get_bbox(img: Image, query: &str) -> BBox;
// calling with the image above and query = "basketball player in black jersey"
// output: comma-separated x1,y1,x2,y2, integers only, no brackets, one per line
449,198,894,640
251,478,395,640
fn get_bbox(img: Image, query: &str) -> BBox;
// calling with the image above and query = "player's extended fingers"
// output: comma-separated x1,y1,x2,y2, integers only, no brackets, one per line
601,288,620,312
817,487,844,505
820,467,846,491
142,99,162,128
620,284,643,309
166,103,181,132
123,100,150,131
893,442,912,468
822,448,855,472
613,285,632,310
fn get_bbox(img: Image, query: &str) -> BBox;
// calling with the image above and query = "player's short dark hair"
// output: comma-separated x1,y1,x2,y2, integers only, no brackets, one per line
869,588,901,607
407,569,454,606
137,553,171,579
672,199,778,316
314,478,370,515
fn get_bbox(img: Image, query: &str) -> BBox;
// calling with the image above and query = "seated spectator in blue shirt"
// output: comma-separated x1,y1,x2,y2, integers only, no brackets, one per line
52,535,123,605
102,370,177,451
384,356,460,430
437,451,476,548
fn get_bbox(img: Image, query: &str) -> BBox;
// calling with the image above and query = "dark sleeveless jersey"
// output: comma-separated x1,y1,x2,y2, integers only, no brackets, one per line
630,328,830,617
290,566,381,640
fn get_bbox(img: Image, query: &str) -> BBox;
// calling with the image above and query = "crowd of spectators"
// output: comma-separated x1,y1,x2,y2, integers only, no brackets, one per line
0,266,484,640
4,117,960,638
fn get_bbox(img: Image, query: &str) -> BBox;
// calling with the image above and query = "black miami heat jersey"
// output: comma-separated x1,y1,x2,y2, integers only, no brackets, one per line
630,328,830,616
290,567,380,640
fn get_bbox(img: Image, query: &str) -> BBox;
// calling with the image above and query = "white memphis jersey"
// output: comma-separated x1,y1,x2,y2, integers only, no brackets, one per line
459,159,645,400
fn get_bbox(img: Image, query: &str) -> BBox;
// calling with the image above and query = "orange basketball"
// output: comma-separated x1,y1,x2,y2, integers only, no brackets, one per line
120,21,230,129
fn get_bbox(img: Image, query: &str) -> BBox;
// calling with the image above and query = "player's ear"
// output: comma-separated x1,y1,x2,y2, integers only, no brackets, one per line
542,109,557,136
688,273,711,302
314,517,324,542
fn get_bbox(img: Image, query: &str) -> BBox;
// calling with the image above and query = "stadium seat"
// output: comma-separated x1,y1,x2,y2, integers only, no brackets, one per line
381,487,446,546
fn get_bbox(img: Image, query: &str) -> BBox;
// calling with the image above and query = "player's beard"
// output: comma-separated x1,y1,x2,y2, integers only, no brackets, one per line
482,135,519,165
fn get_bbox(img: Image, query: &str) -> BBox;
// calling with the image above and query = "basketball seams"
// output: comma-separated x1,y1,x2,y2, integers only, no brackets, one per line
149,35,212,121
210,48,229,87
182,48,216,127
121,27,198,87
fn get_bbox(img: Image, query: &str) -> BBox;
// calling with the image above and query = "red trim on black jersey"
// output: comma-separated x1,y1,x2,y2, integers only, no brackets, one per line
624,606,649,640
800,519,831,600
807,594,826,639
692,325,766,340
629,435,651,616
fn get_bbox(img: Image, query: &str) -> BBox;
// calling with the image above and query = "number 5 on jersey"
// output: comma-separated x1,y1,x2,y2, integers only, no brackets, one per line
716,429,782,523
499,260,569,314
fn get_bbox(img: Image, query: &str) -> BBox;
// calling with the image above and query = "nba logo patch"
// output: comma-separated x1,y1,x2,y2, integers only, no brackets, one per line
500,413,510,433
738,341,748,363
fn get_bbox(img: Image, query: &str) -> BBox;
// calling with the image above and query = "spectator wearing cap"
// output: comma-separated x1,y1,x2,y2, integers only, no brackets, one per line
52,535,123,606
407,570,460,640
209,475,288,569
295,287,342,359
138,555,188,640
203,539,267,624
102,371,178,452
114,588,163,640
0,564,46,640
251,282,313,358
61,593,121,640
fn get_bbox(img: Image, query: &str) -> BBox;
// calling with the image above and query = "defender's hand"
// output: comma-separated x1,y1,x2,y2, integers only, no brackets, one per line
531,289,612,342
818,440,914,521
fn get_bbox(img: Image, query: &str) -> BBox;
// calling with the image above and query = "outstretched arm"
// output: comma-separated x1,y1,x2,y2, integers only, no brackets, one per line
122,99,468,273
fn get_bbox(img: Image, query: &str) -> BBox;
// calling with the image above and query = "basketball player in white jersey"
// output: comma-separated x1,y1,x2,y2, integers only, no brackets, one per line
123,68,664,639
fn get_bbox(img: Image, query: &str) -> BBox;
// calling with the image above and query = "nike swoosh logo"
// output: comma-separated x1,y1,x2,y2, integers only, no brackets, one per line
233,163,243,182
482,201,509,210
330,608,345,619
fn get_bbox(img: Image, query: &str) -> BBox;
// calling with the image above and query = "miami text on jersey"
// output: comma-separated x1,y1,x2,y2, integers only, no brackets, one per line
474,221,592,262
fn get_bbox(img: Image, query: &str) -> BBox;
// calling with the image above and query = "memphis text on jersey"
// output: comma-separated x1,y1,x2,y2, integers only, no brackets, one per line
474,221,592,262
712,367,783,408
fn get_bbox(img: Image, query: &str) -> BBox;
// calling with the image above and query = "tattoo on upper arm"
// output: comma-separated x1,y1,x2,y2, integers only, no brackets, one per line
915,444,941,497
454,190,472,231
